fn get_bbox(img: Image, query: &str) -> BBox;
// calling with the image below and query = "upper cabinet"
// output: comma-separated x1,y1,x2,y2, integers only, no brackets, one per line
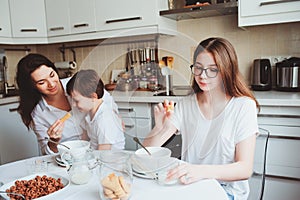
96,0,159,31
95,0,176,36
9,0,47,38
1,0,176,44
45,0,71,36
239,0,300,26
0,0,12,38
45,0,96,37
69,0,96,34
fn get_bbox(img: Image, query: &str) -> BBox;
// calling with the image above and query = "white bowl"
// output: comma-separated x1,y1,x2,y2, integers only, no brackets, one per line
132,147,172,173
57,140,90,159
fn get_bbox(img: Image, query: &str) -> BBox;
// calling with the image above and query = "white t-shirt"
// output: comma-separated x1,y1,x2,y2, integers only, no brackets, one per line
31,78,117,155
170,94,258,200
82,101,125,150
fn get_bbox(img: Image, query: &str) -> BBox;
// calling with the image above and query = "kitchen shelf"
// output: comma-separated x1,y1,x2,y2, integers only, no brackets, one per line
159,1,238,21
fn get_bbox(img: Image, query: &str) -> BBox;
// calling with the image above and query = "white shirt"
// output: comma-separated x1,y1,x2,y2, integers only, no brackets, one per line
170,94,258,200
82,101,125,150
31,78,117,155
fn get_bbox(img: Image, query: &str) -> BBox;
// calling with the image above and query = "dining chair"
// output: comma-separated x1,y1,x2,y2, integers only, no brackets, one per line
250,127,270,200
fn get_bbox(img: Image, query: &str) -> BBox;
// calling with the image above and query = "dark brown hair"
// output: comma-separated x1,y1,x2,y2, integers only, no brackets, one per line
16,53,59,128
192,37,259,108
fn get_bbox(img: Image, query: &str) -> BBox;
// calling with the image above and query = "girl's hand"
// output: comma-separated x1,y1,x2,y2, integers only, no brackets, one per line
154,100,174,128
166,163,203,185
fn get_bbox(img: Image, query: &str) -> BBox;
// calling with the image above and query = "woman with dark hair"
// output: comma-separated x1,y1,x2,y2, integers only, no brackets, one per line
16,53,117,155
66,69,125,150
144,37,259,200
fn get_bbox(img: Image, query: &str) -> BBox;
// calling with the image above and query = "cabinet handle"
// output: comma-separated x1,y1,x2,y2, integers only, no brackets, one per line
253,171,300,182
73,23,89,28
49,27,64,31
258,113,300,118
260,0,300,6
20,29,38,32
0,28,2,31
118,108,134,113
106,17,142,24
9,108,18,112
125,124,134,129
268,135,300,140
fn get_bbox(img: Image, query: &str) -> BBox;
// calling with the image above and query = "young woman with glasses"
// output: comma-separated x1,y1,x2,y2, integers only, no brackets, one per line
144,37,259,200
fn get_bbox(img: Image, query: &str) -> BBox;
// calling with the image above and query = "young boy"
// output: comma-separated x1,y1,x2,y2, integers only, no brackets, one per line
66,69,125,150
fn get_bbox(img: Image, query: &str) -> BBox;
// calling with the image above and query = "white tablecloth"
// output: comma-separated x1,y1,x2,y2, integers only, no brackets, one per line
0,155,228,200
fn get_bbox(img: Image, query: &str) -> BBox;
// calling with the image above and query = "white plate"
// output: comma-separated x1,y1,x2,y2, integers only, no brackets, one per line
0,173,69,200
132,169,156,180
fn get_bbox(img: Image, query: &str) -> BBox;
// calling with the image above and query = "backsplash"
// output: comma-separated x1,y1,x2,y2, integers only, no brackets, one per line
1,14,300,87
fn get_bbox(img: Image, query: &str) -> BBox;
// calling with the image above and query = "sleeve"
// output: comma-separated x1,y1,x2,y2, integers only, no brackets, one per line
31,114,55,155
235,98,259,144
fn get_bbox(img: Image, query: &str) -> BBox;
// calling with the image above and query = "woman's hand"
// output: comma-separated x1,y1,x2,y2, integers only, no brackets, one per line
166,163,203,185
47,120,65,140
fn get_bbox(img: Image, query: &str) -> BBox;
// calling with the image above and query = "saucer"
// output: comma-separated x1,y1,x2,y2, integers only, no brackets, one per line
132,169,156,180
55,155,71,167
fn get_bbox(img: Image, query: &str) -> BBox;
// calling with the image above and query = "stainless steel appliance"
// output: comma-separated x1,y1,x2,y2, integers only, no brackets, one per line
275,57,300,91
251,59,272,91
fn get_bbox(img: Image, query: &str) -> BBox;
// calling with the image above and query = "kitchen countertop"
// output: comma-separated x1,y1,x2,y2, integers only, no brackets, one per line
1,90,300,106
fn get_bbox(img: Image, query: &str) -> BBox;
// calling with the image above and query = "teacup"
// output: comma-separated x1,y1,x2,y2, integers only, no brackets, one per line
131,147,172,174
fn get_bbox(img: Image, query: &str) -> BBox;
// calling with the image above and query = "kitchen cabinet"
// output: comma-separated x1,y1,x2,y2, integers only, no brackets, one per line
9,0,47,38
248,105,300,200
45,0,96,37
95,0,176,36
45,0,71,37
116,102,152,151
0,102,40,165
69,0,96,34
238,0,300,27
0,0,12,38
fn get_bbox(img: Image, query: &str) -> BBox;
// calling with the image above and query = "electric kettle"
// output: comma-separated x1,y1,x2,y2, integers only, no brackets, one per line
251,59,272,91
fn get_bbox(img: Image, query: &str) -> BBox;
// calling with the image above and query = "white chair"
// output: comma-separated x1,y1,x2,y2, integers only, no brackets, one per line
248,127,270,200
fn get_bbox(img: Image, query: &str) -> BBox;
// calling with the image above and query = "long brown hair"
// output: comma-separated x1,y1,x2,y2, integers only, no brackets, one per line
192,37,259,108
16,53,59,129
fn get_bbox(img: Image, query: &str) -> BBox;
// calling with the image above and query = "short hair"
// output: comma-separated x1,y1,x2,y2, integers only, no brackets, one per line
67,69,104,99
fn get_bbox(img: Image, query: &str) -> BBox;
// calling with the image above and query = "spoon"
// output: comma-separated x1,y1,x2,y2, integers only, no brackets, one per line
44,137,70,150
133,137,151,156
0,191,25,199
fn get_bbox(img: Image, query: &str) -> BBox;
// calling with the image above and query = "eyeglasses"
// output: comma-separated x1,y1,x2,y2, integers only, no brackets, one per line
190,65,219,78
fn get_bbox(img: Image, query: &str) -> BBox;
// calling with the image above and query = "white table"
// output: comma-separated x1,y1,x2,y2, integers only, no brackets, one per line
0,155,228,200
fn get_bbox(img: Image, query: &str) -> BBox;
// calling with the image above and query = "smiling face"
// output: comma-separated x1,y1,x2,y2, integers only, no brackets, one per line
70,90,94,113
30,65,61,97
194,51,223,92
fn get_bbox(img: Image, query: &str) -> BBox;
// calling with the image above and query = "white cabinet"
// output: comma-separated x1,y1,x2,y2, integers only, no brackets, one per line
0,102,40,165
0,0,12,38
239,0,300,26
69,0,96,34
45,0,96,37
248,105,300,200
9,0,47,38
95,0,176,36
117,102,152,151
45,0,71,37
